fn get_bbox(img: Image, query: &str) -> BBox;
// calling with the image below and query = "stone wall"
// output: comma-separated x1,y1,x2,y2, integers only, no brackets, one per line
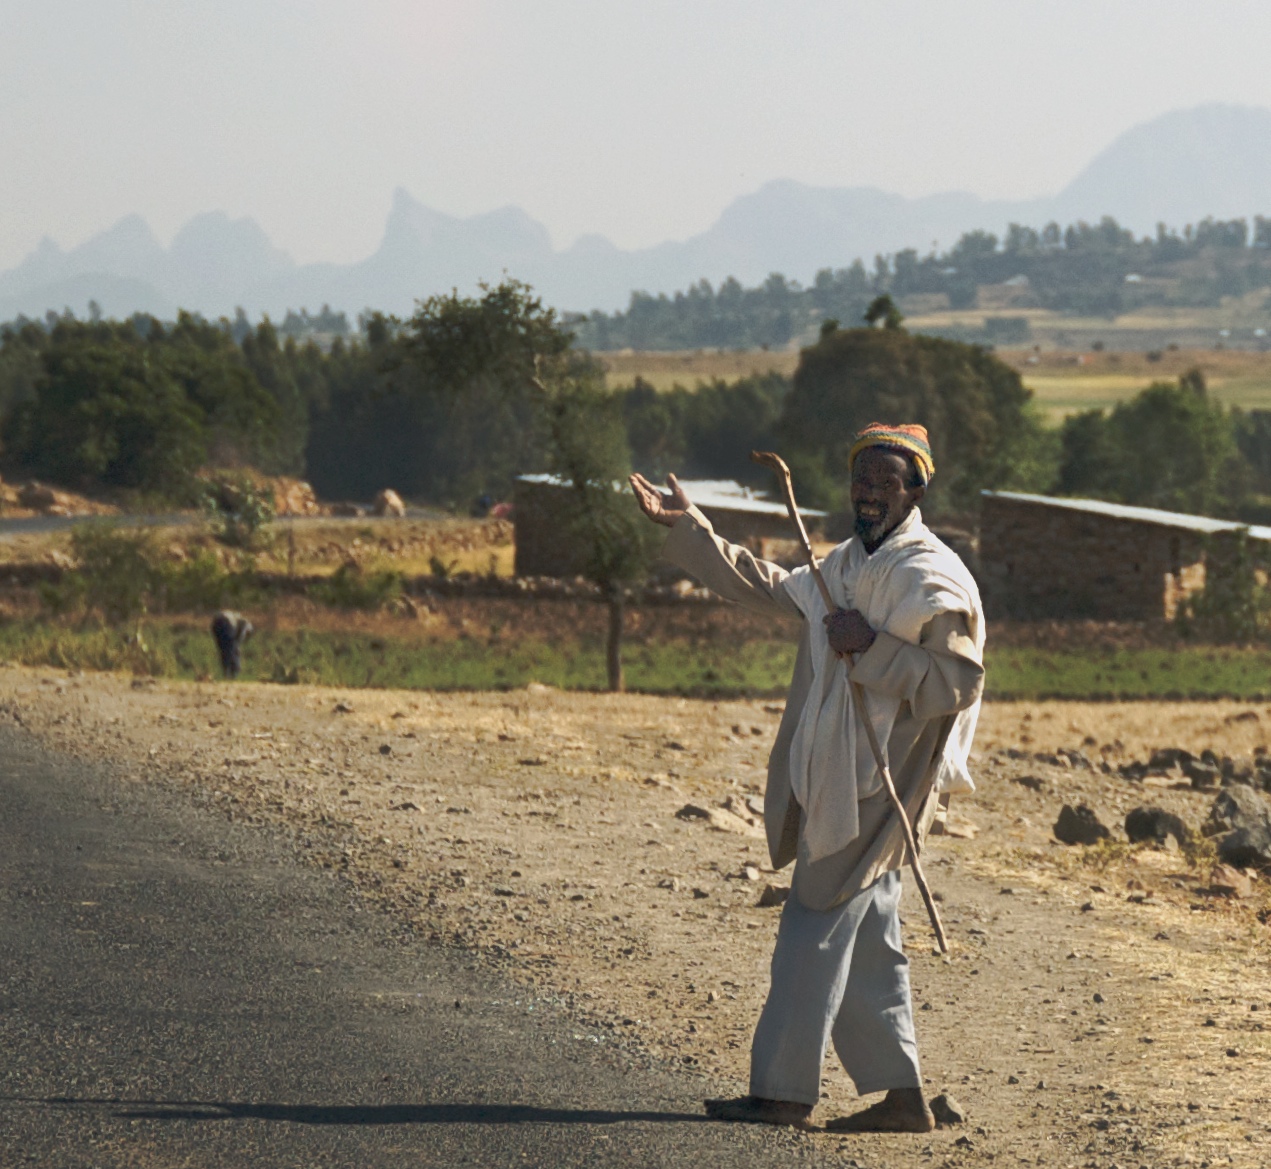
979,495,1210,620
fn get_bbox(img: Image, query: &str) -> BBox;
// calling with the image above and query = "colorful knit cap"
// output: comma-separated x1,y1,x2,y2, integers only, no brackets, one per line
848,422,935,484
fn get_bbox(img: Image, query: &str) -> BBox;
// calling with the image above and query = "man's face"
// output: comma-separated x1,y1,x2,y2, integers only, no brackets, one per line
850,447,926,549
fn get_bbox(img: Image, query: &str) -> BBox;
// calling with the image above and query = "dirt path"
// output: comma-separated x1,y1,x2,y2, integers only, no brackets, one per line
4,667,1269,1167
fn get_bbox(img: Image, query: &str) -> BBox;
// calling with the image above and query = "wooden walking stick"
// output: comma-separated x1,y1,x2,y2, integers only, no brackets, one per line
751,450,949,955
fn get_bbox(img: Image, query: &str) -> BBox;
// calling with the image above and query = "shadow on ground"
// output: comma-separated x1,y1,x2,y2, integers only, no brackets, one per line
15,1096,709,1127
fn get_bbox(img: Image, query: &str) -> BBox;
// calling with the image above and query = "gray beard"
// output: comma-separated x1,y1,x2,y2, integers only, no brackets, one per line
854,513,890,544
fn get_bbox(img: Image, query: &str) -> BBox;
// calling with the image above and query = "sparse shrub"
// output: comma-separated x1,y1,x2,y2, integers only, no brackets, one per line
311,563,403,610
200,472,275,549
1178,529,1271,642
48,524,159,623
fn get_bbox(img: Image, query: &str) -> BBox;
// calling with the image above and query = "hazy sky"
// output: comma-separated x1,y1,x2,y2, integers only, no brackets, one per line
3,0,1271,269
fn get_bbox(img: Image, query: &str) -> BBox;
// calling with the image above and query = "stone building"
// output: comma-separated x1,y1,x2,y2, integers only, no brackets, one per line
980,491,1271,620
513,475,826,579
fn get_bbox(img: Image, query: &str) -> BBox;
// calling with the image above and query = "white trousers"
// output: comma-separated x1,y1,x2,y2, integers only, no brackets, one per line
749,870,922,1106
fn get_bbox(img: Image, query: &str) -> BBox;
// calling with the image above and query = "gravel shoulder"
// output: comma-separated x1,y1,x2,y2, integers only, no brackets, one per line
4,666,1271,1168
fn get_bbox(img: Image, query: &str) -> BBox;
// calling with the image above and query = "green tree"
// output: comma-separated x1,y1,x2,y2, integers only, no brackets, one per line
542,363,659,690
398,279,653,689
3,315,288,499
1055,370,1242,514
4,320,206,494
777,320,1051,513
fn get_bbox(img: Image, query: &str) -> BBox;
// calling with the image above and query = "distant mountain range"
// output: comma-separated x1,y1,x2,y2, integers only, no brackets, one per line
6,103,1271,322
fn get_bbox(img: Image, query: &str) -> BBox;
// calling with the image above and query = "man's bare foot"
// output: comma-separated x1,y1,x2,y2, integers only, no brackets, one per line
824,1088,935,1133
704,1095,815,1128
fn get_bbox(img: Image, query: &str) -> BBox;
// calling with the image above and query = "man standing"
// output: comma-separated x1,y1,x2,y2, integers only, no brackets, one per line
629,423,984,1132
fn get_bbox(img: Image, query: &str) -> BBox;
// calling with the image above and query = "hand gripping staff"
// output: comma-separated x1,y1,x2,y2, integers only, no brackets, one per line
750,450,949,955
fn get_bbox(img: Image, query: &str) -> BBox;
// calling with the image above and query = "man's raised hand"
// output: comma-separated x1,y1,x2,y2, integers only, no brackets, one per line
629,473,691,528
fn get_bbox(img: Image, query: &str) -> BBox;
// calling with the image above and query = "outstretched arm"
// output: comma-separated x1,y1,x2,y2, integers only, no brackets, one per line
629,474,802,620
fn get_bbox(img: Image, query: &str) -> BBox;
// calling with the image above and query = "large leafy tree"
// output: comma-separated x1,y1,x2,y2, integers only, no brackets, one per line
398,279,654,689
777,314,1052,513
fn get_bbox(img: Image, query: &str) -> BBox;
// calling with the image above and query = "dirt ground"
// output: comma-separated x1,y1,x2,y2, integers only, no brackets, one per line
4,667,1270,1168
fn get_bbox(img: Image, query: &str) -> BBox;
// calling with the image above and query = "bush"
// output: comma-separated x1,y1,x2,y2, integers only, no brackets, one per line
311,564,404,610
1178,530,1271,642
43,522,252,623
200,472,275,548
52,525,160,622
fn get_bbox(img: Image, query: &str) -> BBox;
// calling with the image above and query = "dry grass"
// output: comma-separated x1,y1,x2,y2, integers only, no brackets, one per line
598,349,798,391
995,346,1271,420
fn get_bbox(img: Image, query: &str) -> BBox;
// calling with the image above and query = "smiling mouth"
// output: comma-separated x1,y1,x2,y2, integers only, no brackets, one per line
856,505,884,521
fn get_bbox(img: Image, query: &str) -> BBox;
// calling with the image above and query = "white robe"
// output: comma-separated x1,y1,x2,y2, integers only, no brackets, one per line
782,509,984,862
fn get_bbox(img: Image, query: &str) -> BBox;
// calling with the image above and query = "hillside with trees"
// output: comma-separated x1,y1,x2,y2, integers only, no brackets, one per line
569,215,1271,351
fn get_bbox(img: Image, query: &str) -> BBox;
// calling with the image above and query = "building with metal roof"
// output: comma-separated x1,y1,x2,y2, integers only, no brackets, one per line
979,491,1264,620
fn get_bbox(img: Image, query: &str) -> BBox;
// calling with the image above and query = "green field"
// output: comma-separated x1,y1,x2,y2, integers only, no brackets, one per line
6,619,1271,701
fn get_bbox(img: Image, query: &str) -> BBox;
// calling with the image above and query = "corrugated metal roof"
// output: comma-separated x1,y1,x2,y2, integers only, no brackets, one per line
519,475,825,518
983,491,1271,541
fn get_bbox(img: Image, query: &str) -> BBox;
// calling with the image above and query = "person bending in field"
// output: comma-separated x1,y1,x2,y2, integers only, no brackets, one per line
629,424,984,1133
211,610,253,679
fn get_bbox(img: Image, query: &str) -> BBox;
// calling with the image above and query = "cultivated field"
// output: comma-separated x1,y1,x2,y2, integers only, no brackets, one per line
600,344,1271,420
598,348,797,392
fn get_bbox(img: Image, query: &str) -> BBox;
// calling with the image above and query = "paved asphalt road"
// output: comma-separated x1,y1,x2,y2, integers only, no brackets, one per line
0,728,838,1168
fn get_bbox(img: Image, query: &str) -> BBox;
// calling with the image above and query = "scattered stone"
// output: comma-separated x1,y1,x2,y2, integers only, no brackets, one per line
1125,806,1191,847
1148,747,1190,770
518,757,547,767
929,1093,966,1126
1208,864,1253,899
1182,758,1221,788
333,700,354,713
372,488,407,518
657,877,680,892
1054,804,1112,845
757,883,790,907
1216,826,1271,868
1204,788,1271,866
676,804,712,821
379,743,392,755
1057,747,1094,770
720,794,761,827
270,477,321,516
942,814,979,839
691,888,710,900
740,863,762,882
1205,785,1271,835
674,802,763,837
1006,1075,1020,1084
1012,775,1047,792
